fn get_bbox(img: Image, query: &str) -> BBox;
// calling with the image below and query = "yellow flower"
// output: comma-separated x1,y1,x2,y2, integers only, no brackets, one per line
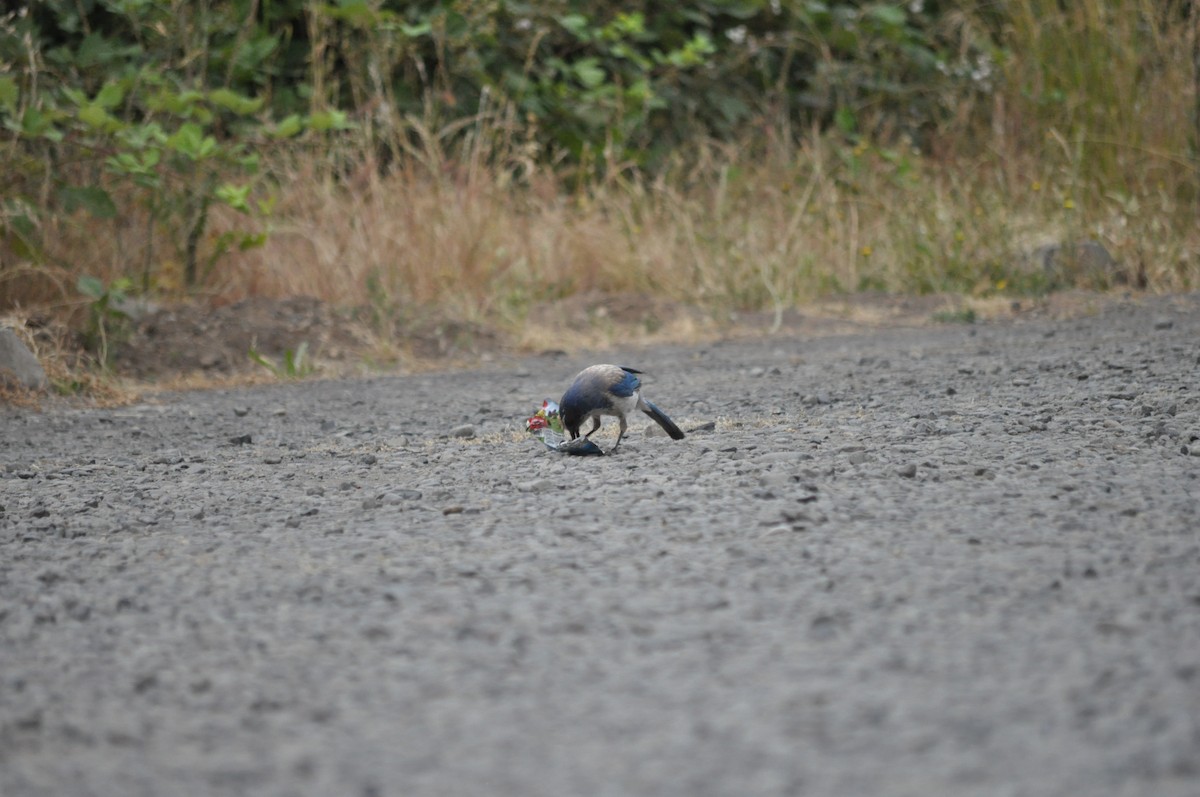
860,245,873,257
1031,181,1041,192
1063,198,1075,210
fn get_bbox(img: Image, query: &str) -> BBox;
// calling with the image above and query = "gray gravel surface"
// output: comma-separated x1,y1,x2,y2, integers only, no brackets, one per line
3,294,1200,797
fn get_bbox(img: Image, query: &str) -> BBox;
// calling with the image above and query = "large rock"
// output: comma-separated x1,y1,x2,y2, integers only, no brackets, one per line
1032,239,1124,287
0,327,48,392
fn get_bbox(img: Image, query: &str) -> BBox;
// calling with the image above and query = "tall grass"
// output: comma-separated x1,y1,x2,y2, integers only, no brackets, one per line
5,1,1198,336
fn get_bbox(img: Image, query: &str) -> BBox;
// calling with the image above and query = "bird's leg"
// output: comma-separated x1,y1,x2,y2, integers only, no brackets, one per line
610,416,628,453
583,417,601,439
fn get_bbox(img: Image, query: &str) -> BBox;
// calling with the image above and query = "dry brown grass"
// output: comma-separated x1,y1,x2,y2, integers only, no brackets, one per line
200,128,1194,329
0,317,138,407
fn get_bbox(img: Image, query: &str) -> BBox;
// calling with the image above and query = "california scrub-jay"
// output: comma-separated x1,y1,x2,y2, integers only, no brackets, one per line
559,364,685,453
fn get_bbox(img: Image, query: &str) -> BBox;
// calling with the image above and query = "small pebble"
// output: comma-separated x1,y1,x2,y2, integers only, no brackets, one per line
897,463,918,478
450,424,475,439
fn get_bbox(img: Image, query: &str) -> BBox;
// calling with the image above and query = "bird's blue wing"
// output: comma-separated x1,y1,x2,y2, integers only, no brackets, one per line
609,368,641,397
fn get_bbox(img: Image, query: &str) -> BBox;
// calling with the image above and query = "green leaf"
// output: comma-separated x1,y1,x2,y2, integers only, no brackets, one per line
574,58,606,89
216,183,252,212
149,88,205,115
247,347,276,373
308,110,354,131
18,107,59,139
868,5,907,28
208,88,264,116
62,87,88,106
117,122,167,149
272,114,304,138
78,104,123,132
77,32,118,68
95,82,126,110
238,153,260,173
835,106,857,135
400,21,432,37
167,122,217,159
2,203,42,261
558,14,591,39
321,0,377,27
239,231,269,250
443,10,468,38
0,76,19,114
77,275,106,299
59,186,118,219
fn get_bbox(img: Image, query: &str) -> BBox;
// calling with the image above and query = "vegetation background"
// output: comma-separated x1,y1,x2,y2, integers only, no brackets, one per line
1,0,1198,379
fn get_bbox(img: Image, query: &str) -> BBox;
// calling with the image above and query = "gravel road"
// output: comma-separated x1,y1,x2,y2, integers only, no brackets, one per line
3,294,1199,797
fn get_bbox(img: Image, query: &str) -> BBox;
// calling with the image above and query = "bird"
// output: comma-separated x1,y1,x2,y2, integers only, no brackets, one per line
559,364,685,453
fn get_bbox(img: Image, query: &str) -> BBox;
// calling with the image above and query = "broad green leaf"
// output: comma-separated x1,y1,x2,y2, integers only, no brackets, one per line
239,231,269,250
166,122,216,159
19,107,50,136
0,76,16,114
323,1,377,27
216,183,252,212
558,14,590,39
400,21,432,37
272,114,304,138
574,58,606,89
2,202,42,260
308,110,353,131
78,104,122,132
868,5,907,27
95,82,126,109
834,106,857,135
77,32,117,68
59,186,118,219
208,88,264,116
443,10,468,38
62,87,88,106
148,88,204,115
77,275,106,299
117,122,167,149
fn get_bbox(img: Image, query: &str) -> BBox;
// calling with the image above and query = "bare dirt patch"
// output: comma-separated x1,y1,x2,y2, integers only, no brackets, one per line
4,288,1162,396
